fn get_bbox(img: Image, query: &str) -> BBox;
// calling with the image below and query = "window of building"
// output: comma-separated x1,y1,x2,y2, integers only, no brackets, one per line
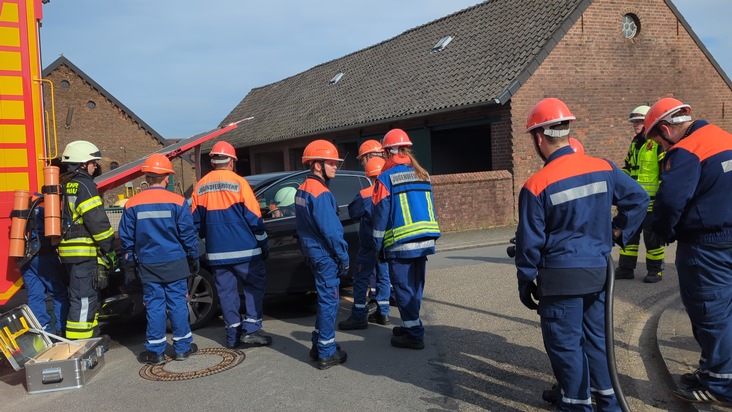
87,100,96,109
622,14,640,39
254,151,285,174
109,161,119,170
430,124,492,174
60,80,70,89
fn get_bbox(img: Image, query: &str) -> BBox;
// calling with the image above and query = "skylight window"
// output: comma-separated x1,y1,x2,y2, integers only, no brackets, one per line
431,35,453,53
329,72,344,84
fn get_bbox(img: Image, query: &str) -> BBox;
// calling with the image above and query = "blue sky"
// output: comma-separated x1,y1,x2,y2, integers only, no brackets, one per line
39,0,730,139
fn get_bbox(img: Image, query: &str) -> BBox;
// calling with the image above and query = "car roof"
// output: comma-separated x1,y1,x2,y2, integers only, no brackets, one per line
247,169,366,192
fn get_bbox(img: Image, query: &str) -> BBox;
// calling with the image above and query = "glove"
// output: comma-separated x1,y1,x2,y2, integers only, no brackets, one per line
518,280,539,310
338,262,350,278
187,256,200,275
123,261,137,285
100,251,119,270
94,265,109,290
260,243,269,260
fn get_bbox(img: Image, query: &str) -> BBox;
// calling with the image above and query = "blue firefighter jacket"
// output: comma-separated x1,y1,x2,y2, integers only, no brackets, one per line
652,121,732,244
119,186,199,283
295,174,349,265
348,186,377,251
190,169,268,266
516,146,648,296
372,155,441,259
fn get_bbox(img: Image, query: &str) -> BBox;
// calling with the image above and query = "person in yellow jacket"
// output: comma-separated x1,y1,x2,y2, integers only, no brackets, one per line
617,105,665,283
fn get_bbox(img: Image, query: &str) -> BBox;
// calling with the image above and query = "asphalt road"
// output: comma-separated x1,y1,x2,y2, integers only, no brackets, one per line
0,243,696,411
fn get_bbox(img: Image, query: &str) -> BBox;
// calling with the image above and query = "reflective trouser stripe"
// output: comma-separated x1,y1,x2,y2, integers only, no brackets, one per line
66,316,98,339
619,244,639,257
173,332,193,342
646,246,665,261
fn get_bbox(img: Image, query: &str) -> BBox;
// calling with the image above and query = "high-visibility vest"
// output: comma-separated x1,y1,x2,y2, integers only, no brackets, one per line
624,136,663,211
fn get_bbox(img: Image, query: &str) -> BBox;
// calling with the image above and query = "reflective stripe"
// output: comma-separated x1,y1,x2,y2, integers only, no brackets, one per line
354,304,366,309
373,229,385,238
243,318,261,324
561,395,592,405
319,337,335,345
172,332,193,341
196,181,240,195
549,181,607,205
255,233,268,242
92,226,115,242
80,297,89,323
138,210,172,219
389,240,435,252
399,193,412,225
384,221,440,246
426,192,436,222
148,337,167,344
207,248,262,260
77,196,103,215
591,387,615,396
377,300,390,306
710,371,732,379
295,197,307,207
226,322,241,329
722,160,732,173
402,319,421,328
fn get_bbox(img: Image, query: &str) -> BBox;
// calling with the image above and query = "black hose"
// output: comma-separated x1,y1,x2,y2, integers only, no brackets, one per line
606,257,631,412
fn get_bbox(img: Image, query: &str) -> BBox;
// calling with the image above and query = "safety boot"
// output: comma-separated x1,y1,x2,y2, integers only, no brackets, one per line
240,330,273,347
175,343,198,361
310,343,341,361
368,313,390,325
643,272,662,283
366,300,378,317
392,326,406,336
681,369,701,386
338,316,368,330
542,384,561,404
137,350,165,365
390,334,424,350
317,348,348,370
614,267,634,279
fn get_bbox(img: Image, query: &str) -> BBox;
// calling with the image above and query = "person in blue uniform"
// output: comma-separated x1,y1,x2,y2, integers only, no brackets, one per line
191,141,271,349
20,196,69,335
372,128,441,350
295,139,349,369
645,98,732,407
515,98,648,411
119,154,199,365
339,156,390,330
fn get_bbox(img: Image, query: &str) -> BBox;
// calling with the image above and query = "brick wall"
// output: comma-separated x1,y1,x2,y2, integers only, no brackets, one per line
43,64,198,206
431,171,514,232
510,0,732,217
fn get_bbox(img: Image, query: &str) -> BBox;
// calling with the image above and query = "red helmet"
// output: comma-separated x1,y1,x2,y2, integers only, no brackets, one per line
382,128,412,149
209,141,238,161
364,156,385,177
141,153,175,175
302,140,342,165
568,137,585,155
357,140,383,159
644,98,692,138
525,98,576,134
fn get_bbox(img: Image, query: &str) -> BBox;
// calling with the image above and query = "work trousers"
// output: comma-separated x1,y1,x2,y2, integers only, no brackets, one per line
618,213,664,274
351,248,390,320
143,278,192,356
676,241,732,401
64,259,99,339
389,257,426,341
22,254,69,334
307,256,340,359
213,259,267,347
539,292,619,412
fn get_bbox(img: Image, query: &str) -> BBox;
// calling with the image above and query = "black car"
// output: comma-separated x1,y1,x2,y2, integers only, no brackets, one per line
100,169,370,329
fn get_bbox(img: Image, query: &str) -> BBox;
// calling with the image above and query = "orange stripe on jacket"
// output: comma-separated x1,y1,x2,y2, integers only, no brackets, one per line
125,187,185,208
673,124,732,162
523,154,613,197
299,177,330,198
359,186,374,199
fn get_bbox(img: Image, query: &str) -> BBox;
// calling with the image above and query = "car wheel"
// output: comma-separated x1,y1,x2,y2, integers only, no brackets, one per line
187,267,219,330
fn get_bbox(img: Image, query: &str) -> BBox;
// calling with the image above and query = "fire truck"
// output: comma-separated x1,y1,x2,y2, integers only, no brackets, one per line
0,0,244,322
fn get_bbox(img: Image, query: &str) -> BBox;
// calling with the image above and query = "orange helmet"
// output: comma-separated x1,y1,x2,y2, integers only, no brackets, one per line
382,128,412,149
525,98,576,135
568,137,585,155
644,98,692,138
302,140,342,165
141,153,175,175
209,141,238,161
365,156,385,177
357,140,383,159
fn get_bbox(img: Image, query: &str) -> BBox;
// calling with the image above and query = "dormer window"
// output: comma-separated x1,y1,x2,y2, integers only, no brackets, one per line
431,35,453,53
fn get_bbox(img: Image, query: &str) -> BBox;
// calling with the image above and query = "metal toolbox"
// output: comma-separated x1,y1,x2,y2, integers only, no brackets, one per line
0,304,106,394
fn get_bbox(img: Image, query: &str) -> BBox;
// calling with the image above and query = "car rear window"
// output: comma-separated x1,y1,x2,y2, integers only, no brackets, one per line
329,175,370,206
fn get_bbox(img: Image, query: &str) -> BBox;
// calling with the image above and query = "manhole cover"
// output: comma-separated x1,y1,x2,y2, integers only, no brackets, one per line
139,347,245,381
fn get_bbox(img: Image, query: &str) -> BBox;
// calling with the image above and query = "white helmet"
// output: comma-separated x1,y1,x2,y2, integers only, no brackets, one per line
61,140,102,163
274,187,296,207
628,105,651,122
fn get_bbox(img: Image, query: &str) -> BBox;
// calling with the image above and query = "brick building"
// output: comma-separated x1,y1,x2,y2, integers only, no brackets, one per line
42,56,197,207
214,0,731,231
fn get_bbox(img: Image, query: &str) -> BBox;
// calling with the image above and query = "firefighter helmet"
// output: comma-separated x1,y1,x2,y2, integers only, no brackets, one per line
209,141,238,161
525,98,576,134
61,140,103,163
644,98,692,138
568,137,585,155
274,187,296,207
301,140,342,165
382,128,413,149
365,156,385,177
628,105,651,122
141,153,175,175
357,140,383,159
